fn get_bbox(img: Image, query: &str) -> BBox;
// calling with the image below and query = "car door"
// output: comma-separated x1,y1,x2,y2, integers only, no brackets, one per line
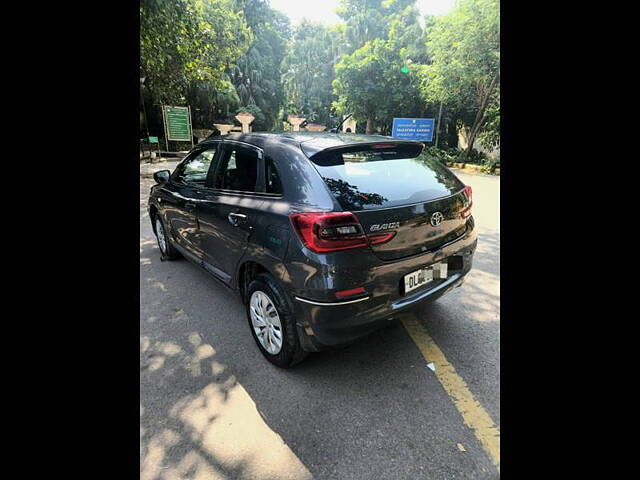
162,144,220,259
197,141,265,283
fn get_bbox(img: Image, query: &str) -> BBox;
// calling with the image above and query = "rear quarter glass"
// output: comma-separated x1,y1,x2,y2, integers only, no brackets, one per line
310,147,465,211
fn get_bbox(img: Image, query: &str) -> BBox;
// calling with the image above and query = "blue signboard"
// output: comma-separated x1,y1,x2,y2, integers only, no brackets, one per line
391,118,435,142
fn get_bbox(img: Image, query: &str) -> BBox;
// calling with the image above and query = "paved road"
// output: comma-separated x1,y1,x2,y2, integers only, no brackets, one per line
140,169,500,479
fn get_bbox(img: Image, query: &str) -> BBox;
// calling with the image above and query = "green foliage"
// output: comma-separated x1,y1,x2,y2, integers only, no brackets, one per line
423,145,498,171
229,0,290,130
423,146,460,164
236,103,265,125
331,1,429,134
140,0,499,150
336,0,387,52
141,0,252,137
236,104,262,116
332,24,423,133
140,0,252,104
478,89,500,150
458,148,488,165
481,157,500,173
282,20,344,126
336,0,416,52
421,0,499,106
332,39,394,131
419,0,499,152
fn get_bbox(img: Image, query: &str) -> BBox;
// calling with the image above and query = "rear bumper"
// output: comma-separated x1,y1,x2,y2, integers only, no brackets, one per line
289,227,477,352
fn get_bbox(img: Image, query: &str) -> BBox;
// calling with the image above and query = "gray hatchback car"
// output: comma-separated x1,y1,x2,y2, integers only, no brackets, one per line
148,132,476,367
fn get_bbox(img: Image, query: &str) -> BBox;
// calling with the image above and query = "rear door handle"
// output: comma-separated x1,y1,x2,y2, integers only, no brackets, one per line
228,212,247,226
185,202,197,209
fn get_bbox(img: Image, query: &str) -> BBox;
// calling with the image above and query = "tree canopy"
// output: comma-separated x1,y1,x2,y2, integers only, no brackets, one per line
419,0,500,154
140,0,500,157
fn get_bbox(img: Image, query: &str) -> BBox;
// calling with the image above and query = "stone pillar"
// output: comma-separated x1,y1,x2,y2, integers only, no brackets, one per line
342,116,357,133
235,113,255,133
214,123,234,136
288,115,306,132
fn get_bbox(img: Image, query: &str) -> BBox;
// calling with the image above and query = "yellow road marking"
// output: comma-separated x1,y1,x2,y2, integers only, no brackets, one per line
401,314,500,470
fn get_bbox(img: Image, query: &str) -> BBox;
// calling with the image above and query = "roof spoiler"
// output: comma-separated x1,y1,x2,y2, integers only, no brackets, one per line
308,141,424,166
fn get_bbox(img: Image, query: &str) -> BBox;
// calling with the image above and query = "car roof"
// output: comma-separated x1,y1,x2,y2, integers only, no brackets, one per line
201,132,424,158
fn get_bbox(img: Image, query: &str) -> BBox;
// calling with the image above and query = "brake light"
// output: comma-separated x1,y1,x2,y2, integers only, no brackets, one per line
371,143,397,149
461,185,473,218
290,212,396,253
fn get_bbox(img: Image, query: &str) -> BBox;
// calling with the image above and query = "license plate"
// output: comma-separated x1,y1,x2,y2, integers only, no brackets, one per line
404,262,448,294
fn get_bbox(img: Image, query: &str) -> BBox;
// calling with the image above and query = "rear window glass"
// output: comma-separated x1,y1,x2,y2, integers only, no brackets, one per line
312,148,464,211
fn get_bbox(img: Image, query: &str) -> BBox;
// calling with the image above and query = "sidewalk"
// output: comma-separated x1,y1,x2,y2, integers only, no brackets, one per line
140,159,181,179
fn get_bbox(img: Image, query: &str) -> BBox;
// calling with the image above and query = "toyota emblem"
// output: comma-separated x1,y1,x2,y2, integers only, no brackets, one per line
430,211,444,226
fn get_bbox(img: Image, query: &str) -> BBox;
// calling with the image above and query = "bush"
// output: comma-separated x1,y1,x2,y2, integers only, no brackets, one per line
481,158,500,174
236,104,262,117
421,145,500,175
456,148,488,165
423,146,459,164
213,116,234,124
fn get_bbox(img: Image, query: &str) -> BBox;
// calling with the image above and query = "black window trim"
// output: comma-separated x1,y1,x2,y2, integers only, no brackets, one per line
170,141,221,187
205,140,267,196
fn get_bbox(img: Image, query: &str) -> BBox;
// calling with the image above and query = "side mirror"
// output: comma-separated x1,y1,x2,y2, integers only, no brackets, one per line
153,170,170,184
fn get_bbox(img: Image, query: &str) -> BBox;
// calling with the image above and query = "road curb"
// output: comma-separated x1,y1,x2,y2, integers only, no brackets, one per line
449,167,500,179
446,163,499,176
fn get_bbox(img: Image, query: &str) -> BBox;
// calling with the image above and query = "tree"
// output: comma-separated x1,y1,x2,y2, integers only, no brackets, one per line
332,21,423,134
336,0,385,52
282,20,344,126
141,0,252,132
141,0,251,103
336,0,416,53
420,0,499,156
478,88,500,150
229,0,290,130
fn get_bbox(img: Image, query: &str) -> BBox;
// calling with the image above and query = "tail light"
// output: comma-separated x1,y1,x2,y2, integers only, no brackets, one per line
460,185,473,218
290,212,396,253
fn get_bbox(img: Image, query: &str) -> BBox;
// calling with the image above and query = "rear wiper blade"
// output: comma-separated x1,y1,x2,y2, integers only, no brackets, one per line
330,113,353,133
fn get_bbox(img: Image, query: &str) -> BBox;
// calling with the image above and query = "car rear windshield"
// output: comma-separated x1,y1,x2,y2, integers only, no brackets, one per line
310,144,464,211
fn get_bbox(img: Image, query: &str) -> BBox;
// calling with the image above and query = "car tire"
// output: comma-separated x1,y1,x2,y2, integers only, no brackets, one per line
154,214,180,261
246,273,308,368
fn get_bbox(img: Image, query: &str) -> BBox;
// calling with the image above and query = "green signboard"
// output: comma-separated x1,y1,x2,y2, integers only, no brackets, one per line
148,136,158,144
163,106,192,142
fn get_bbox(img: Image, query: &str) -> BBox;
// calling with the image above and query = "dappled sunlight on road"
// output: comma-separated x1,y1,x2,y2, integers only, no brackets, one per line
449,227,500,323
171,381,312,480
140,294,312,480
455,270,500,323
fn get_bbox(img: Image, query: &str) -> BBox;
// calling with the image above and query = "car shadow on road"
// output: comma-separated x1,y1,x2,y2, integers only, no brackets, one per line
140,236,499,479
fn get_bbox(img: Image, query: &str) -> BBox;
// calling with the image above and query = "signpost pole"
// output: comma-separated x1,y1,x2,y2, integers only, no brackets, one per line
188,105,194,149
162,106,169,153
435,102,443,148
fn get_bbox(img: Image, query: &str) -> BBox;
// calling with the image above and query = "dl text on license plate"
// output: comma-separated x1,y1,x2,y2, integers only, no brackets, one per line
404,262,448,294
